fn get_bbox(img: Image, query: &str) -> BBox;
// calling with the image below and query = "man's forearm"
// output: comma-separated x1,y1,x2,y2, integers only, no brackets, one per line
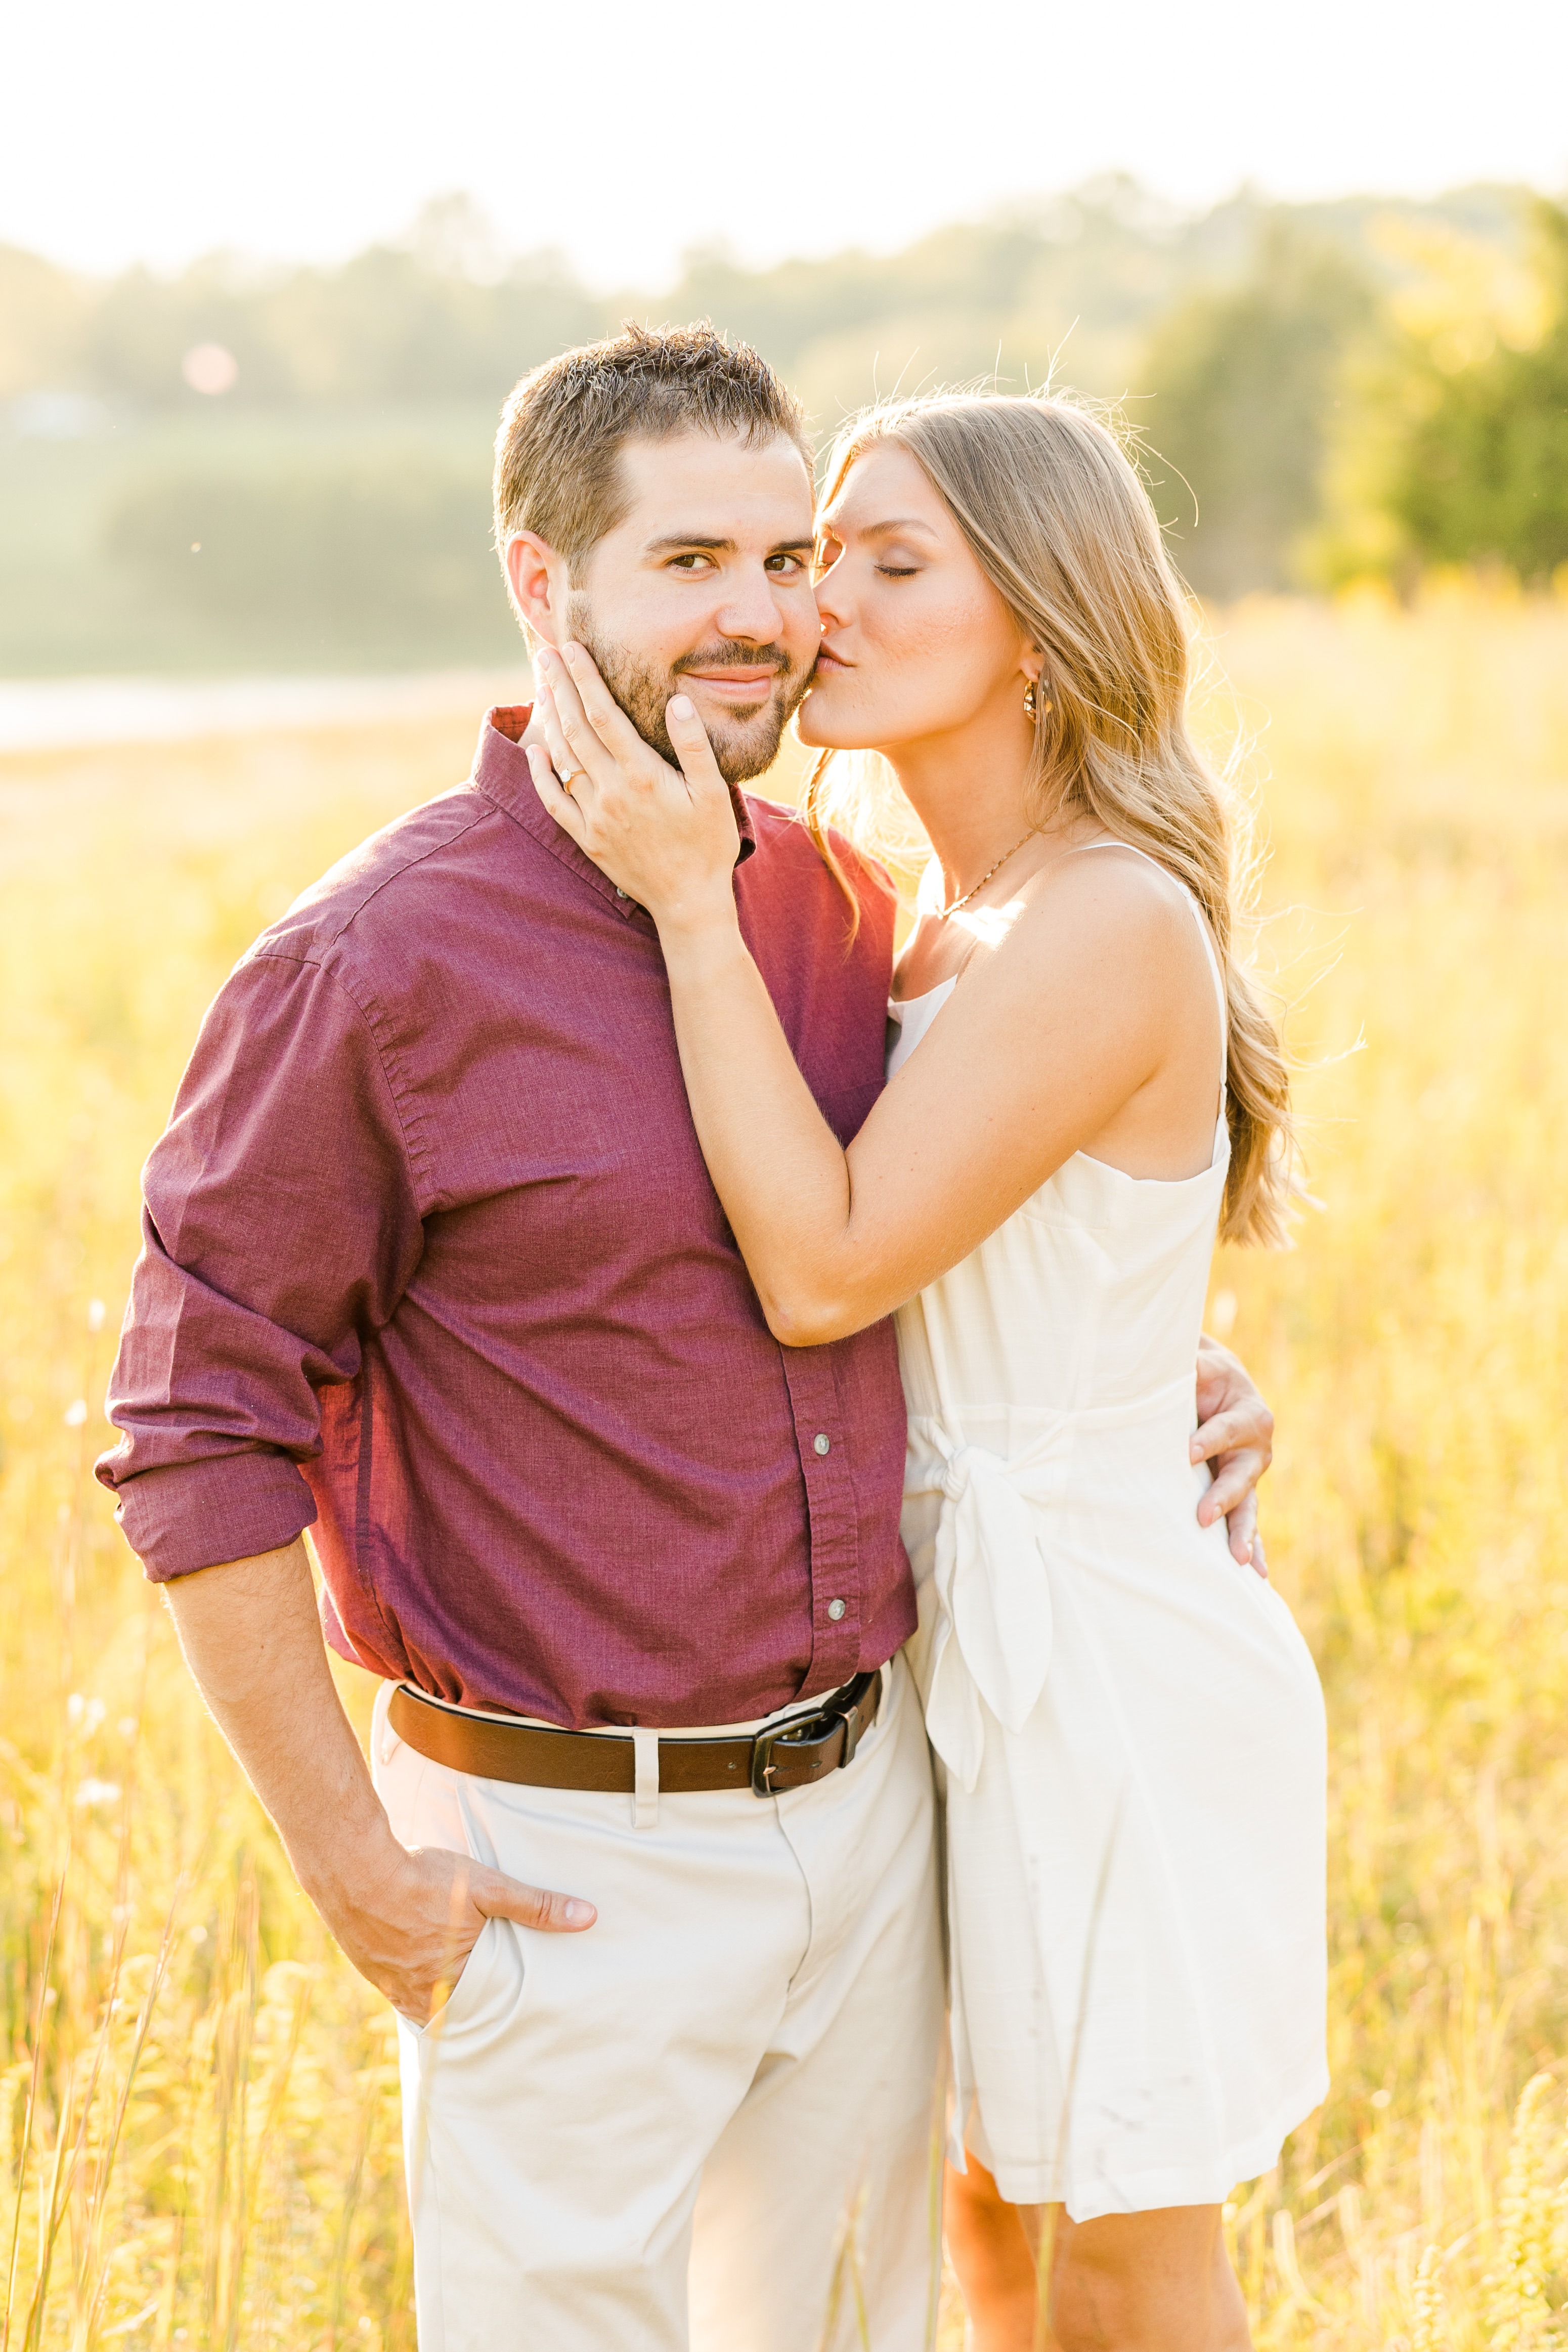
160,1536,595,2019
161,1538,400,1909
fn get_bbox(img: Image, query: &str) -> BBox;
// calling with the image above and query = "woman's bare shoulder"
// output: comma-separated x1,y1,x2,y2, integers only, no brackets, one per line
990,839,1200,990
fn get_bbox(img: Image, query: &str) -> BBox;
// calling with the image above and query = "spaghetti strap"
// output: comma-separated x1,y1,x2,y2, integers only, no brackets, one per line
1067,839,1227,1092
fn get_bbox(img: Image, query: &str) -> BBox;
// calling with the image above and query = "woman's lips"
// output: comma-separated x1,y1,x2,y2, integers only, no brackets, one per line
814,649,852,674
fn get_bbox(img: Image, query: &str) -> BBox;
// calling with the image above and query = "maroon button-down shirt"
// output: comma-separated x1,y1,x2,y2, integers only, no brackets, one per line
97,710,916,1728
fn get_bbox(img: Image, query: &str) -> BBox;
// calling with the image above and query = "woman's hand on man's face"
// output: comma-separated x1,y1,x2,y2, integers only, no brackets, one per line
527,643,743,935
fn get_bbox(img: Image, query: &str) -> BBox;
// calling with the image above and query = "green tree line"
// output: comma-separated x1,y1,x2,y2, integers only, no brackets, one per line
1,181,1562,673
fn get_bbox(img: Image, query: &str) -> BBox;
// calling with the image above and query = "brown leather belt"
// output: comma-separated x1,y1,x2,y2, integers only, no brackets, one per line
387,1670,882,1799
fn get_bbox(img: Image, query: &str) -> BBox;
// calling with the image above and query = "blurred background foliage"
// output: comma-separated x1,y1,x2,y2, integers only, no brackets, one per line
2,178,1564,673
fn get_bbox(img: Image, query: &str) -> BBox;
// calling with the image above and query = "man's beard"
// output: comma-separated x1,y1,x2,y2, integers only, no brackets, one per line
564,594,809,785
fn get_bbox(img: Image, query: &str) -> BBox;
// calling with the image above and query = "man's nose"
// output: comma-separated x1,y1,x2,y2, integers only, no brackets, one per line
713,568,801,645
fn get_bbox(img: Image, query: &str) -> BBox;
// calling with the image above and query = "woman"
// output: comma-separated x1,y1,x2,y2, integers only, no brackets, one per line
527,392,1327,2351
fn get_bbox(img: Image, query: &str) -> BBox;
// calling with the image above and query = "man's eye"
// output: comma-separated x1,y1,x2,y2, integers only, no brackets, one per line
669,553,715,574
765,553,805,577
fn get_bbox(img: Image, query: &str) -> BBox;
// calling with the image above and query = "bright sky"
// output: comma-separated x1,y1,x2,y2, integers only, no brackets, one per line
7,0,1566,287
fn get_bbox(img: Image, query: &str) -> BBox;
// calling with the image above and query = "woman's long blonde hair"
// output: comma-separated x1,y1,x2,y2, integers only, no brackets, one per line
802,389,1293,1248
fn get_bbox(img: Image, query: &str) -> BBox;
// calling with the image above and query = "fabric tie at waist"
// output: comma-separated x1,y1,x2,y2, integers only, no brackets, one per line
905,1374,1196,1792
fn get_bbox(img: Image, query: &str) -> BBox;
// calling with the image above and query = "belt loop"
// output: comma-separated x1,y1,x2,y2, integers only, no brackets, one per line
374,1679,400,1769
631,1728,660,1831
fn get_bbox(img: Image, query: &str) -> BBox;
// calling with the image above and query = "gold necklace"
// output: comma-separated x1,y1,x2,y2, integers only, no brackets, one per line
938,830,1037,921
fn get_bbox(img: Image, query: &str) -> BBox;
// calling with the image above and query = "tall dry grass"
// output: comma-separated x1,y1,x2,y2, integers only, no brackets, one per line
1,580,1566,2344
1191,580,1568,2346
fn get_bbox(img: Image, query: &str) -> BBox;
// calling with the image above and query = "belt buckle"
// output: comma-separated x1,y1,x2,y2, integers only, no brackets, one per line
749,1682,866,1798
750,1707,839,1797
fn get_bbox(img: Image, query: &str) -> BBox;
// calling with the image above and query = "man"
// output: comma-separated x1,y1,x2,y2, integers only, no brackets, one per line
98,323,1275,2352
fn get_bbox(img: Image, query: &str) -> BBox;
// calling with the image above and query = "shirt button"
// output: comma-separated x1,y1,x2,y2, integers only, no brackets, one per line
827,1598,847,1622
615,887,628,899
813,1432,831,1456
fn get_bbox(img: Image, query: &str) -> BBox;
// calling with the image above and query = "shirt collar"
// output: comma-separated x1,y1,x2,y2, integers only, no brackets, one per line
473,705,757,921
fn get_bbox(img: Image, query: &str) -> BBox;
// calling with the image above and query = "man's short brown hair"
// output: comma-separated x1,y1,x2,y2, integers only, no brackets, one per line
493,320,812,586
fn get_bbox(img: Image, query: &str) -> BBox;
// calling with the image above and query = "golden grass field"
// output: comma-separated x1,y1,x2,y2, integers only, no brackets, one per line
2,579,1567,2347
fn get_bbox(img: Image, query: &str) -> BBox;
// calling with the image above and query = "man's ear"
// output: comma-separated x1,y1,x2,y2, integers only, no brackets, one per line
506,532,569,645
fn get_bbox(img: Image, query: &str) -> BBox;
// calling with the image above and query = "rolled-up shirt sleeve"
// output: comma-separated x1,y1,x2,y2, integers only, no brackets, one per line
97,946,424,1580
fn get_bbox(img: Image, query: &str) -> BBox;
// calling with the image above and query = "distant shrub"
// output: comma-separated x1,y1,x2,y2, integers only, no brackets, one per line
1386,201,1568,579
102,452,517,660
1141,225,1378,598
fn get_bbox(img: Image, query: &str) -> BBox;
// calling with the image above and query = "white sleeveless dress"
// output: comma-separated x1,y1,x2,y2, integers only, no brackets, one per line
887,848,1327,2222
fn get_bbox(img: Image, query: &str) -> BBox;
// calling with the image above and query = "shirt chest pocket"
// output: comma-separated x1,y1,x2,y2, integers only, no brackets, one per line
420,1112,745,1311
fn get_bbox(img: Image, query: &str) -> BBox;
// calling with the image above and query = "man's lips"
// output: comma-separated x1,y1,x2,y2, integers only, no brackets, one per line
680,667,780,706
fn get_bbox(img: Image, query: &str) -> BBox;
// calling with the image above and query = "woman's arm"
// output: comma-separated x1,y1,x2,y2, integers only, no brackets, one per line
528,645,1195,1346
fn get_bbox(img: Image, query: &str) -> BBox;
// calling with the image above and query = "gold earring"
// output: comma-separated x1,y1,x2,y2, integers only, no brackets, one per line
1023,680,1040,722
